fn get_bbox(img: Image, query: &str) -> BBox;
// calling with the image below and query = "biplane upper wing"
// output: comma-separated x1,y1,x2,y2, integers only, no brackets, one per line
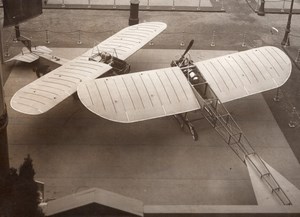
10,22,167,115
77,67,201,123
194,46,291,103
77,46,291,123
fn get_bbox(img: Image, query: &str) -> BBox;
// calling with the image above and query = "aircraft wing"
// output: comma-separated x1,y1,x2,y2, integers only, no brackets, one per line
82,22,167,60
11,57,112,115
194,46,291,103
77,46,291,123
10,22,167,115
77,67,201,123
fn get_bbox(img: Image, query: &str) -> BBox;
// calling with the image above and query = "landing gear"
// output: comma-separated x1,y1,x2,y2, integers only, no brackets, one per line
173,113,198,141
170,39,200,141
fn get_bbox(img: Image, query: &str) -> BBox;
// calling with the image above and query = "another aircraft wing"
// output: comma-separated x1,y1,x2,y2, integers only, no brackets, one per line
194,46,291,103
83,22,167,60
77,67,201,123
11,22,167,115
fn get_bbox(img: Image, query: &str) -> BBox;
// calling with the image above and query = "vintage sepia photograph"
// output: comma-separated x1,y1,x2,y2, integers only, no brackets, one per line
0,0,300,216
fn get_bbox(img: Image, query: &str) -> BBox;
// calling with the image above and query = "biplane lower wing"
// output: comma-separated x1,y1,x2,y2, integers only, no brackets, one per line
10,22,167,115
77,67,201,123
194,46,291,103
77,46,291,123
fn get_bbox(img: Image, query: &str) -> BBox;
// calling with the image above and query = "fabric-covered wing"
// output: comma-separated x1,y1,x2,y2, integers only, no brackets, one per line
194,46,291,103
10,22,167,115
7,46,52,63
11,57,112,115
77,67,201,123
83,22,167,60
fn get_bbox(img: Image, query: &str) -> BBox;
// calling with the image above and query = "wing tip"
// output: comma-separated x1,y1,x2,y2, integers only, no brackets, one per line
10,90,48,115
246,46,292,84
265,46,292,81
10,99,44,115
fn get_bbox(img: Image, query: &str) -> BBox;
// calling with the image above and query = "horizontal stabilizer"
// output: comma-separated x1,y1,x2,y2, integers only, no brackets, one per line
7,46,52,63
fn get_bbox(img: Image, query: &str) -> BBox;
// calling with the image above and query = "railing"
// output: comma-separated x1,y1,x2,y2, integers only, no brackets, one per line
44,0,225,11
248,0,300,13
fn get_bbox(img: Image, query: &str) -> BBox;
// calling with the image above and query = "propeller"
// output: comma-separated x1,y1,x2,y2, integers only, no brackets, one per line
179,39,194,61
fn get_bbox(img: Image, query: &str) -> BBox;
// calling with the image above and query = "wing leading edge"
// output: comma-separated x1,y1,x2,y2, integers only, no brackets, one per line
77,67,201,123
10,22,167,115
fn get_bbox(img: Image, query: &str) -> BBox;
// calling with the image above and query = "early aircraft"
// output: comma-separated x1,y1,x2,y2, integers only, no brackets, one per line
10,22,292,140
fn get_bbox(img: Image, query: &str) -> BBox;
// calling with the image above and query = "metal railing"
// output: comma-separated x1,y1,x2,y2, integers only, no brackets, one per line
249,0,299,14
44,0,225,11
